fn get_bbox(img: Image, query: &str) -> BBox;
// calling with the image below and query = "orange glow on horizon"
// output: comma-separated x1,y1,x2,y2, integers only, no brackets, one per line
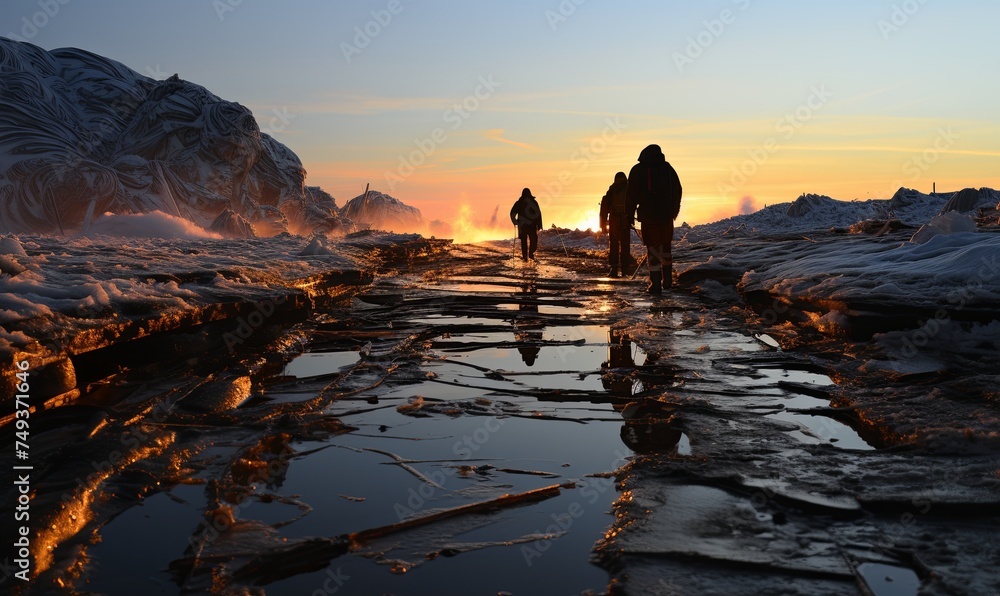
303,114,1000,231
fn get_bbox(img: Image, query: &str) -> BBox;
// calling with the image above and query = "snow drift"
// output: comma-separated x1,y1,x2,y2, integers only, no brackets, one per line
85,211,223,240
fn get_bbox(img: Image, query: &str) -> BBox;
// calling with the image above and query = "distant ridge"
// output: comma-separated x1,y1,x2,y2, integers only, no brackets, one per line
690,187,999,239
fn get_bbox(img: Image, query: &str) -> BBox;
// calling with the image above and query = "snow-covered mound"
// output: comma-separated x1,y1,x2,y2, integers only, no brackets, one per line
340,190,423,232
910,211,977,244
0,38,341,237
686,187,997,241
739,232,1000,309
887,187,934,211
785,193,842,218
939,188,999,215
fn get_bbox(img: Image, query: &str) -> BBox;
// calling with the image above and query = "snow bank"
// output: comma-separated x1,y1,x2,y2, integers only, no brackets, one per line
741,233,1000,308
0,243,199,328
0,232,375,355
86,212,222,240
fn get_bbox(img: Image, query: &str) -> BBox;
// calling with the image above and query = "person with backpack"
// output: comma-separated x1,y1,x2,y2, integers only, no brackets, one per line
599,172,632,278
510,188,543,261
625,144,683,295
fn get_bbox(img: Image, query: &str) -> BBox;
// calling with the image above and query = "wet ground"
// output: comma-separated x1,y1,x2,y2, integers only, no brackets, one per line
5,237,1000,594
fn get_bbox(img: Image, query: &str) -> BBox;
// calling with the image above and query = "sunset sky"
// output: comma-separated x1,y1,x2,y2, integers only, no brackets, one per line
3,0,999,230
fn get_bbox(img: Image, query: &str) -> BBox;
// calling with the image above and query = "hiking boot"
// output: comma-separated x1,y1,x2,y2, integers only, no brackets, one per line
607,267,620,278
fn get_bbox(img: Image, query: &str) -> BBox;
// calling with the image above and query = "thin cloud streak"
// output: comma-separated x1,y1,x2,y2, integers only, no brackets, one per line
483,129,540,151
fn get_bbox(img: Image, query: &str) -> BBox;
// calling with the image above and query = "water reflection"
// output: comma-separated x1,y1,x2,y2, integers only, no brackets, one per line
514,281,542,367
516,280,537,314
601,328,637,397
516,331,542,366
602,329,686,455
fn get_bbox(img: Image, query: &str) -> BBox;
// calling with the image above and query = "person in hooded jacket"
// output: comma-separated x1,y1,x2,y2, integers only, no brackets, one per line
510,188,543,261
599,172,632,277
625,144,682,295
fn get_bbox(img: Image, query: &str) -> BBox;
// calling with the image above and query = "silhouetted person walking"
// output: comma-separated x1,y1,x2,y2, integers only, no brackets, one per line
600,172,631,277
626,145,682,294
510,188,543,261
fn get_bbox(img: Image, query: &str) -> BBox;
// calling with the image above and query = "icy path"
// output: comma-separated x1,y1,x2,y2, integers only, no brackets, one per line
4,239,998,595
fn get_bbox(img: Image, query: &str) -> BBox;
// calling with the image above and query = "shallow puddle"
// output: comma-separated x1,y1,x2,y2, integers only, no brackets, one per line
780,393,831,410
263,294,642,592
283,351,360,378
856,562,921,596
676,433,691,455
768,411,876,450
409,314,507,326
82,488,204,594
498,302,589,316
274,395,630,591
431,282,526,293
431,325,648,398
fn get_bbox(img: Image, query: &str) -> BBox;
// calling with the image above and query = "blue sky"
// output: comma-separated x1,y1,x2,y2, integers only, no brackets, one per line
3,0,998,227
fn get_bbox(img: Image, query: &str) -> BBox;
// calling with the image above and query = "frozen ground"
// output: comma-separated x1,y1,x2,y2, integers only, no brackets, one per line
0,228,432,405
4,220,1000,594
2,189,999,594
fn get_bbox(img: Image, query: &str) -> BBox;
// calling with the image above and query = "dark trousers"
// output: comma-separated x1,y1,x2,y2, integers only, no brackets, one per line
608,214,630,267
519,227,538,259
641,220,674,276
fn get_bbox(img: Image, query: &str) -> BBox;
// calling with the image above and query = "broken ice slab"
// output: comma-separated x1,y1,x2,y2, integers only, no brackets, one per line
739,478,863,516
175,374,252,413
754,332,782,350
602,484,855,577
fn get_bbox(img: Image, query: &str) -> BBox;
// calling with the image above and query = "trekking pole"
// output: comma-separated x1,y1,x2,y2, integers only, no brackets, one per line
629,227,647,280
630,254,647,280
512,224,518,263
557,229,570,257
